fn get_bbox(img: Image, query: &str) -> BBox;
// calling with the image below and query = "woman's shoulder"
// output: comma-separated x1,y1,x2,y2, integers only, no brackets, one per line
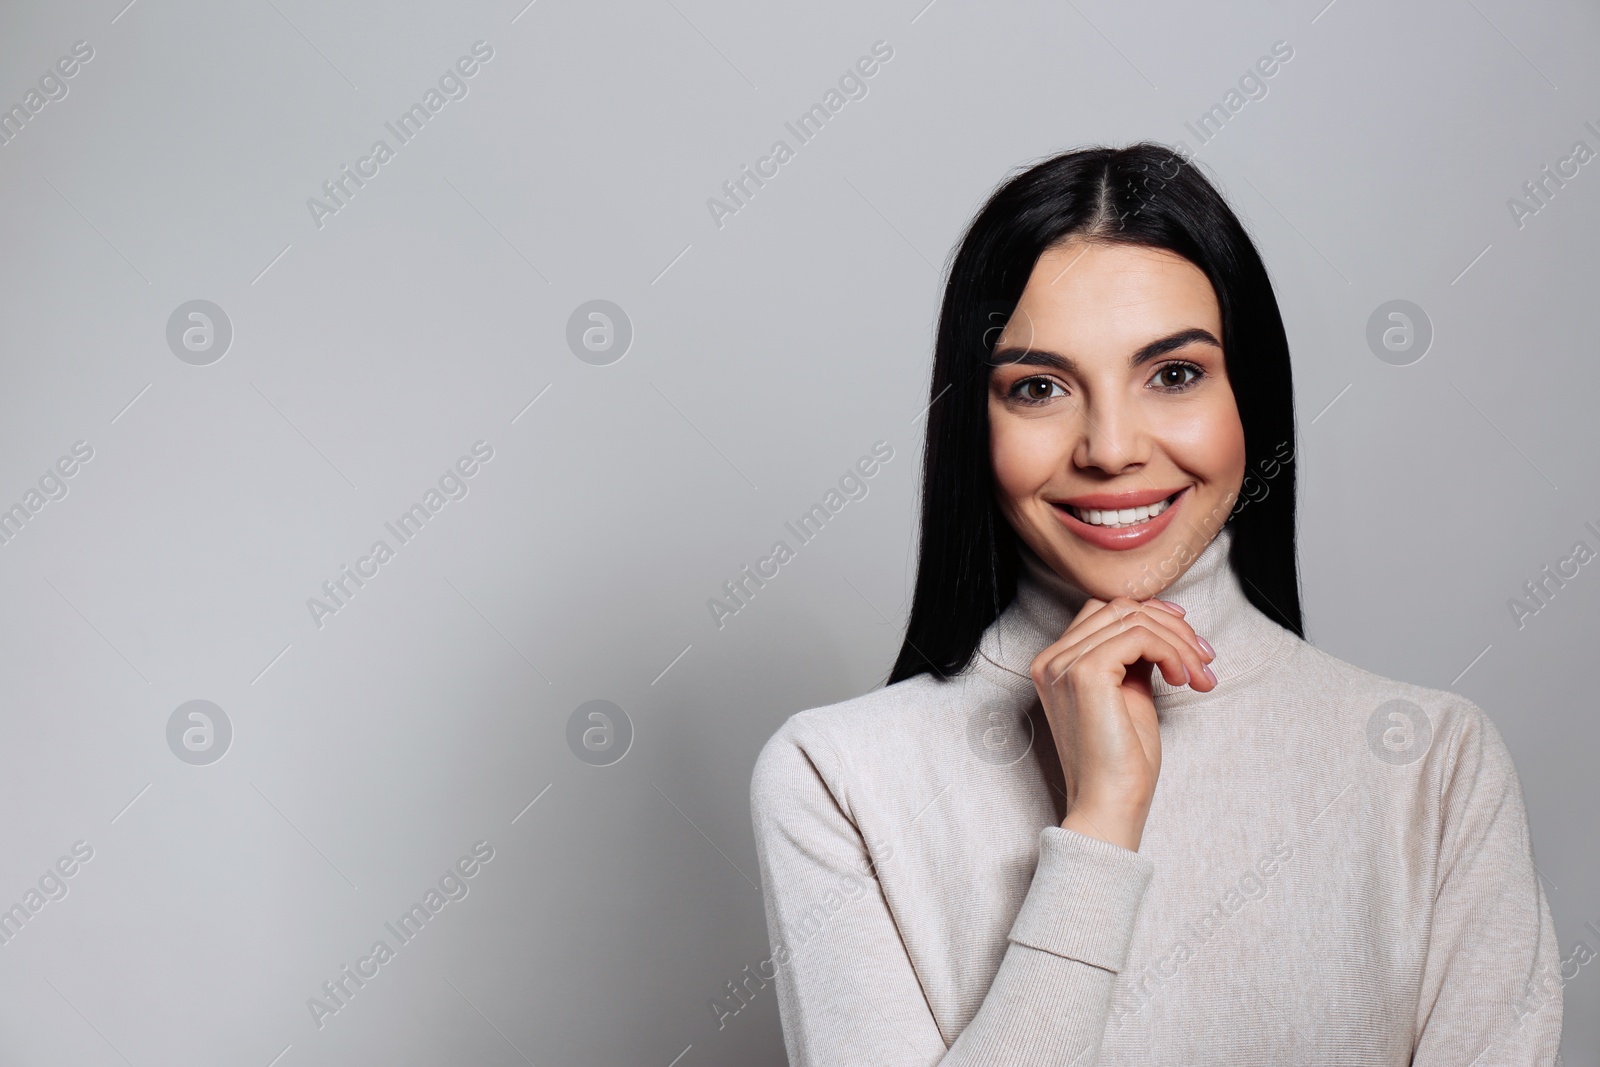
1284,637,1522,783
750,667,1020,821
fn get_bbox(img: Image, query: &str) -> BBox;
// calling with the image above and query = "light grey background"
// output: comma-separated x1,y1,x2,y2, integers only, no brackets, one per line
0,0,1595,1063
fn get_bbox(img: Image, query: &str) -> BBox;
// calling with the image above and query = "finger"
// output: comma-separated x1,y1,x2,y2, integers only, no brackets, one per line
1082,622,1201,691
1040,618,1198,692
1116,598,1214,665
1069,608,1217,693
1040,597,1212,678
1069,595,1109,630
1105,598,1211,668
1044,598,1139,656
1033,605,1161,689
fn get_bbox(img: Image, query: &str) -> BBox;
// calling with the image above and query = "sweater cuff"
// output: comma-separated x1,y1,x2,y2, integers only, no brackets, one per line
1006,825,1155,973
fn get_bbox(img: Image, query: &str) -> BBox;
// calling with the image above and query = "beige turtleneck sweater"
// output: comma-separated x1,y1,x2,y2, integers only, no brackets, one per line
749,526,1563,1064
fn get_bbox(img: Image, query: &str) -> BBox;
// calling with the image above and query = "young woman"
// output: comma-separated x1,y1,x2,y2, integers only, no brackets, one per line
749,144,1563,1065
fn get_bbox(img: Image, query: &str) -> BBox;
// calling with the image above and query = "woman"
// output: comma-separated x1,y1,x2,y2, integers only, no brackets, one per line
749,143,1563,1064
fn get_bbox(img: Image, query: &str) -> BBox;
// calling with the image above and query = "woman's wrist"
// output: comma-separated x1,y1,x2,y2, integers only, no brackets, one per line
1060,803,1147,853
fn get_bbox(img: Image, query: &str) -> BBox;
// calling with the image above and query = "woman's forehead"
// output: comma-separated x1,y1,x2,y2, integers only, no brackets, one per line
999,243,1220,351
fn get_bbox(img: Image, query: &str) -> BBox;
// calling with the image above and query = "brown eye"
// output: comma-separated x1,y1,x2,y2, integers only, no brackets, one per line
1153,363,1202,391
1011,376,1066,403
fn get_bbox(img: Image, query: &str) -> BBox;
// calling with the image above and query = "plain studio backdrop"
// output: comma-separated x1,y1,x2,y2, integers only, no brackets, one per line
0,0,1595,1063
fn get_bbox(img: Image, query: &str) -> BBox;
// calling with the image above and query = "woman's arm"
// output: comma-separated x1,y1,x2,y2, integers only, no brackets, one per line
1411,701,1564,1065
750,717,1154,1066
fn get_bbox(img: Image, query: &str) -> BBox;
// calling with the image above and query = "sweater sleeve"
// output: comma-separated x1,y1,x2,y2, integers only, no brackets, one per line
1411,701,1563,1066
750,718,1154,1066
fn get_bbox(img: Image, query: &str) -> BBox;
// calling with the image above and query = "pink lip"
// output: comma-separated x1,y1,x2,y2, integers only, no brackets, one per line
1058,487,1185,509
1051,486,1189,551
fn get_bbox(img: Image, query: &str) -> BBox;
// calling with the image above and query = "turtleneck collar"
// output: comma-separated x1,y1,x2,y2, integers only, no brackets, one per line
970,525,1294,705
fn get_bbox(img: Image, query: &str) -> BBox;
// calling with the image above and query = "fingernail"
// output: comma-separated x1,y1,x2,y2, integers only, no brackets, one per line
1163,600,1186,615
1203,664,1217,685
1197,636,1215,659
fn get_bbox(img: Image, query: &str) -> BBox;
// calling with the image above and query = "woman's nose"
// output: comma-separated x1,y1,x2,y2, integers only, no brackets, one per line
1071,398,1150,474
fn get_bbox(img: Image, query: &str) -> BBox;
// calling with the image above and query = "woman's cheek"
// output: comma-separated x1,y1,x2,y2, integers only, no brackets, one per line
1163,399,1245,483
989,414,1052,503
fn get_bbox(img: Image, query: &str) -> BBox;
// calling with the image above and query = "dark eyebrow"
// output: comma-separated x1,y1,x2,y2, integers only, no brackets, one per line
988,327,1222,375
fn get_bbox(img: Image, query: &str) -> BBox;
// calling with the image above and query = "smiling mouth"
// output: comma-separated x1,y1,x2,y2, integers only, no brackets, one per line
1060,490,1182,529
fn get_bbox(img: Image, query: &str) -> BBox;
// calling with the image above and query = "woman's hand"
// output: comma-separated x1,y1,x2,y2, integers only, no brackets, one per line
1029,596,1217,852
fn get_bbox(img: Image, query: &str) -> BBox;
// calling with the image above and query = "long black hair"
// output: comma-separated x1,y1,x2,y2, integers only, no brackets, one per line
888,142,1302,685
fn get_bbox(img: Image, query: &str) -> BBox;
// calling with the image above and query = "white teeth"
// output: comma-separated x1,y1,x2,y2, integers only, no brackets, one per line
1070,496,1172,528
